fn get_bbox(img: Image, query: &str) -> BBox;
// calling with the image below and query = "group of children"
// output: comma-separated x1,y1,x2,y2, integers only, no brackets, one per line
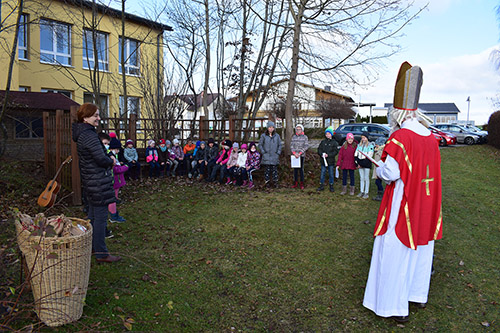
100,124,386,215
335,131,386,199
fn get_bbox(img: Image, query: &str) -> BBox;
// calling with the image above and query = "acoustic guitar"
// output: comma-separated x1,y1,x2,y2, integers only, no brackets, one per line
37,156,72,208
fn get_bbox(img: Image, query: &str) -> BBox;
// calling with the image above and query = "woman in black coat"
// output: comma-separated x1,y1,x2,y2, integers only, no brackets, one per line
72,103,121,263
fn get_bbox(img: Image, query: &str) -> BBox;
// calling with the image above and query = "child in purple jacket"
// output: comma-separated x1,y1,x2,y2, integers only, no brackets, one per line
336,133,358,195
243,142,261,188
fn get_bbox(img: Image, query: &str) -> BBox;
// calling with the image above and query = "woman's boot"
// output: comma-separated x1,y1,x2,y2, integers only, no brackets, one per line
340,185,347,195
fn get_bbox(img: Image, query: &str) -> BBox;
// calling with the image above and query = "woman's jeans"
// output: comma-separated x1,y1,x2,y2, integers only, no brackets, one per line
342,169,355,186
87,204,109,259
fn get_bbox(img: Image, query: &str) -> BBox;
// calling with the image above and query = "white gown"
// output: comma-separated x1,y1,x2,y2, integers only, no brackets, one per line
363,118,435,317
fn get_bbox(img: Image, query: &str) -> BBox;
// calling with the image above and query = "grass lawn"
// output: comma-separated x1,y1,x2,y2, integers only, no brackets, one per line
1,145,499,331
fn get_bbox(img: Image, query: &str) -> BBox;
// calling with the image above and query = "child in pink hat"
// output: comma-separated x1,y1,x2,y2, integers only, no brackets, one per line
336,133,358,195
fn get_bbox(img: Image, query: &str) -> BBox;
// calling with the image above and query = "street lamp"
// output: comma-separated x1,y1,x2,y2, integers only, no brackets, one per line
466,96,470,123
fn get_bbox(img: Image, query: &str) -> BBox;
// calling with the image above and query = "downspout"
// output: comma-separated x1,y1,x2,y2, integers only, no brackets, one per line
157,31,162,115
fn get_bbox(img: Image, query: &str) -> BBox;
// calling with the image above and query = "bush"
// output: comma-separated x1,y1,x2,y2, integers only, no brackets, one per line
488,110,500,149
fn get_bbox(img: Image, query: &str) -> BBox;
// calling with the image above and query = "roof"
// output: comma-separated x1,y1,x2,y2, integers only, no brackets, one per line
0,91,80,111
58,0,173,32
231,79,355,104
269,79,355,103
164,93,225,111
384,103,460,114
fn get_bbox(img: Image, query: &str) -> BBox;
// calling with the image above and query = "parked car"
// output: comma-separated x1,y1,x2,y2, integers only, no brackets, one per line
429,126,457,146
432,124,480,145
333,123,390,145
432,132,445,146
462,124,488,143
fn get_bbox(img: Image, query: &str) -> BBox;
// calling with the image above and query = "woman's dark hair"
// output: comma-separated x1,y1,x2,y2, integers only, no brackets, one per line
77,103,98,123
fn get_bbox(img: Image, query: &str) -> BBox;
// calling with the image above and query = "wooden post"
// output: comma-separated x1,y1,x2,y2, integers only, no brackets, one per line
70,106,82,205
55,110,63,182
42,112,50,177
229,115,235,141
129,113,137,143
199,116,207,140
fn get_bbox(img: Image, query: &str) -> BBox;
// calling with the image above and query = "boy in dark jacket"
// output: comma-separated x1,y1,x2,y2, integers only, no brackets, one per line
205,138,219,180
317,126,339,192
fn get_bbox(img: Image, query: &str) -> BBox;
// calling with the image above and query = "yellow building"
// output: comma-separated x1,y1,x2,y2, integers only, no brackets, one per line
0,0,171,120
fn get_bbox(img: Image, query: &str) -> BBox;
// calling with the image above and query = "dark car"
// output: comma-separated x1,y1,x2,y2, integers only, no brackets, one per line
333,123,390,145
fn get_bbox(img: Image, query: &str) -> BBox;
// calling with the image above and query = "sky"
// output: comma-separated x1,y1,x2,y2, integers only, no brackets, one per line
350,0,500,125
124,0,500,125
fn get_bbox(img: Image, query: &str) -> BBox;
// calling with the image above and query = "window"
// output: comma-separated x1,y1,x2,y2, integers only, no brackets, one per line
41,88,72,99
15,116,43,138
40,19,71,66
19,86,30,92
119,37,140,75
18,14,29,60
83,29,108,71
119,96,141,128
84,93,108,118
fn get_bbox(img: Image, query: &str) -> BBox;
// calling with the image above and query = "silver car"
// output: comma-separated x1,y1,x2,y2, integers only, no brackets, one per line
432,124,480,145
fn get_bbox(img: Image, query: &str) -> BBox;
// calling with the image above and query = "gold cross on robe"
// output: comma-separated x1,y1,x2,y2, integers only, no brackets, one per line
421,165,434,196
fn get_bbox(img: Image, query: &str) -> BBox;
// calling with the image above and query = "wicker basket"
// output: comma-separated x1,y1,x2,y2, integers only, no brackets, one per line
15,218,93,327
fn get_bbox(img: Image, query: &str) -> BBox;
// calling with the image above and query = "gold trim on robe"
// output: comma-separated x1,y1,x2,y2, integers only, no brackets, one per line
390,138,412,173
404,203,416,250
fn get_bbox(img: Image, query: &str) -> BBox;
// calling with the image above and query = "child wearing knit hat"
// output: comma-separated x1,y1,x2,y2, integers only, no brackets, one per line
336,133,358,195
158,139,173,177
259,120,282,188
243,142,261,189
234,143,248,185
145,140,160,178
290,124,309,189
171,139,184,177
183,138,196,178
224,142,240,185
208,139,232,183
317,126,339,192
192,141,207,179
123,139,141,180
205,138,219,181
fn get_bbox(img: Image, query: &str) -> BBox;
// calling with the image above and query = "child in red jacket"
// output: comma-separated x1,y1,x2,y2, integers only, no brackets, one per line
336,133,358,195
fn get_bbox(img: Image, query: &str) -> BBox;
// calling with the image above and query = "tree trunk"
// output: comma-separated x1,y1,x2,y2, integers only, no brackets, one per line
284,1,305,155
0,0,24,125
202,0,210,123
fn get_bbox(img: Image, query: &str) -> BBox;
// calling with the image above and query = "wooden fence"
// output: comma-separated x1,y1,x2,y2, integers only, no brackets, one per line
42,106,81,205
101,115,271,148
43,109,271,205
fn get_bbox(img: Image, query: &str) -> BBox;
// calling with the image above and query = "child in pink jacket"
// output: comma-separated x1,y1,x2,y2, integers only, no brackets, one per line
336,133,358,195
209,139,232,184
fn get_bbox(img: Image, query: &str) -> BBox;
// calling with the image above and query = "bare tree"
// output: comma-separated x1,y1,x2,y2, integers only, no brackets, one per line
317,98,355,121
164,0,206,136
282,0,426,154
0,0,24,126
222,0,291,141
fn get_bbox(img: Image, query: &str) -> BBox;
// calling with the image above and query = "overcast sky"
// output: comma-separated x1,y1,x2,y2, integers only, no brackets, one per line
350,0,500,125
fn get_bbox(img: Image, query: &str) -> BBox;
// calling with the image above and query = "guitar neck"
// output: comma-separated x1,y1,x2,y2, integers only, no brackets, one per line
52,156,72,183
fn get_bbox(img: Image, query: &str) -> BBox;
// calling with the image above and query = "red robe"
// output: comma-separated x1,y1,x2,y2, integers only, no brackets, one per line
373,128,443,249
